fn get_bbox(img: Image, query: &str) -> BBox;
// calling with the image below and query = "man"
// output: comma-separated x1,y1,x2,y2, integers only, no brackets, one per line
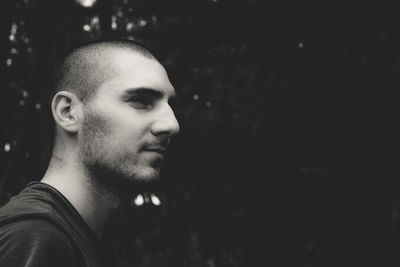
0,40,180,266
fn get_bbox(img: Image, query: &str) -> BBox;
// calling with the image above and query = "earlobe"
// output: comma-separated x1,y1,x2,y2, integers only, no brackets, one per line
51,91,81,133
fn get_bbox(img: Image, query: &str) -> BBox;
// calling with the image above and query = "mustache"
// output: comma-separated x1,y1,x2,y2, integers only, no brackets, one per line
140,138,170,153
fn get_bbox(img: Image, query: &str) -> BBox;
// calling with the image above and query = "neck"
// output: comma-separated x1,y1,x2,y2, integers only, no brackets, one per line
41,156,121,238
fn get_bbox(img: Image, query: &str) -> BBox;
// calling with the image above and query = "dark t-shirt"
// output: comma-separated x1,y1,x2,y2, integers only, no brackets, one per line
0,182,114,267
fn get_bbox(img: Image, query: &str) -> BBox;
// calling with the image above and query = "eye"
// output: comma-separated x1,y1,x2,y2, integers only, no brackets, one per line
128,96,155,109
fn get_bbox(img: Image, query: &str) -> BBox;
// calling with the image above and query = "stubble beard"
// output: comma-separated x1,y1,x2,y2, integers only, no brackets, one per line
79,108,160,196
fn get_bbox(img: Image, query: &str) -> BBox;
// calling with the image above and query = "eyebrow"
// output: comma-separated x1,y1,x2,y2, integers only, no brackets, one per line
122,87,175,100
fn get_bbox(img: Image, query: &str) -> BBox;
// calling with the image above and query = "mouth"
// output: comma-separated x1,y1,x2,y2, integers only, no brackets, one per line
142,139,169,155
142,146,167,155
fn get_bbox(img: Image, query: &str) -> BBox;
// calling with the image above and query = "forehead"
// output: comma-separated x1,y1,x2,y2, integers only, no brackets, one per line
95,51,175,98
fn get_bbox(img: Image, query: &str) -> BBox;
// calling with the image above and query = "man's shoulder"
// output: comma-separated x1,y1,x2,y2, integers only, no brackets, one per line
0,186,52,224
0,218,78,266
0,217,72,244
0,182,111,267
0,182,82,253
0,183,87,267
0,189,77,257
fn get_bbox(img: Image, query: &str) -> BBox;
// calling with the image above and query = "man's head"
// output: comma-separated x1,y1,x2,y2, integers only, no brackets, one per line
52,40,156,103
50,40,180,191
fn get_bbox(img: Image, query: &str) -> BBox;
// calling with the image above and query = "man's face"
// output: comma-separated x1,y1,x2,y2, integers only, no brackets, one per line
78,51,179,189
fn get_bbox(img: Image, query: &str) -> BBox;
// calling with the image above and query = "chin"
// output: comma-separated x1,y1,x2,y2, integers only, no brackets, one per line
127,166,161,184
86,163,160,193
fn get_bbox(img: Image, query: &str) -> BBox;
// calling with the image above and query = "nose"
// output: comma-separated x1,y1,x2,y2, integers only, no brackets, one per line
150,104,180,137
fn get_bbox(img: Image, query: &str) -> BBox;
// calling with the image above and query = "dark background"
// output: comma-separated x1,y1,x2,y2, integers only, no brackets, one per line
1,0,400,266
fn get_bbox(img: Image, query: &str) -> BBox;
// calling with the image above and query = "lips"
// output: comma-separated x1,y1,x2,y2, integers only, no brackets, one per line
142,138,169,154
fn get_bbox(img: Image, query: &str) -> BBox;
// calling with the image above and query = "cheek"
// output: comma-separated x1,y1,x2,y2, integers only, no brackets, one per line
108,114,151,142
83,108,113,135
84,105,151,145
81,109,117,154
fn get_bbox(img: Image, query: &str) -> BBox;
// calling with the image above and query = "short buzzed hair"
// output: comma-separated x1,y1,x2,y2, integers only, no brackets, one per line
52,40,156,103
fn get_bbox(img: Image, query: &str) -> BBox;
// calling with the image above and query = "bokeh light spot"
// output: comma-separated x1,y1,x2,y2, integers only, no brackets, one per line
126,22,134,31
6,58,12,67
91,16,99,24
75,0,96,7
150,194,161,206
83,24,91,31
138,19,147,27
111,16,117,30
4,143,11,152
134,194,144,206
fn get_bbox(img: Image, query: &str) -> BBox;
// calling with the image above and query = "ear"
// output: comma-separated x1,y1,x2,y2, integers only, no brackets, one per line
51,91,82,133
